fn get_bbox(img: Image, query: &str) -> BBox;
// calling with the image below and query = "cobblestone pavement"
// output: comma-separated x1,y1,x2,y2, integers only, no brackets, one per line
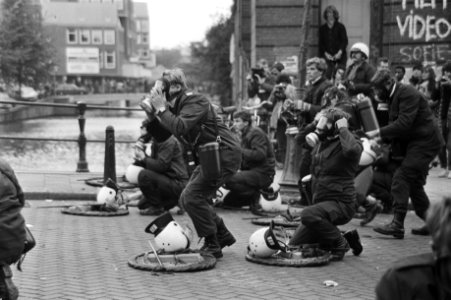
10,168,451,300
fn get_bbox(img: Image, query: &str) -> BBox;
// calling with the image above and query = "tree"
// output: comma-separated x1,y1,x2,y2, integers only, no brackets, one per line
0,0,55,89
154,48,183,69
188,10,235,106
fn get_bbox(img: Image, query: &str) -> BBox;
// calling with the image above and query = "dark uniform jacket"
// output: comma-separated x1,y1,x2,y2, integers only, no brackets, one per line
344,60,375,97
376,253,451,300
302,76,333,124
0,159,26,265
310,128,362,204
240,126,275,176
159,91,241,167
380,83,441,152
142,136,189,183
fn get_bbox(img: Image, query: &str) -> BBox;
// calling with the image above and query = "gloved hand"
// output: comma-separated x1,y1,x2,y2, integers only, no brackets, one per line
335,118,348,129
296,100,311,112
149,88,166,112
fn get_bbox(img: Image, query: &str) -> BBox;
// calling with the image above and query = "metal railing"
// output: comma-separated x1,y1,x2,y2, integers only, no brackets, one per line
0,99,142,172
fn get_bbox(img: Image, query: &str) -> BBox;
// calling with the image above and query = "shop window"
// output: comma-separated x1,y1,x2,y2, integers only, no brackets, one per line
104,51,116,69
67,28,77,44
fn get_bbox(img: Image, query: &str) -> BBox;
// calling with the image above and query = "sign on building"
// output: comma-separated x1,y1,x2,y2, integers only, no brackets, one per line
66,47,100,74
383,0,451,65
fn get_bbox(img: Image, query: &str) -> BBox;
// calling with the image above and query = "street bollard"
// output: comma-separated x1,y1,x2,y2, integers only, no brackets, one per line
76,101,89,172
103,125,117,184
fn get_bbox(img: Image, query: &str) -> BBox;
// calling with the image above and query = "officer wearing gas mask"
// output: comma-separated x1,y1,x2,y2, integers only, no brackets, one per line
141,68,242,259
289,107,363,261
367,69,442,239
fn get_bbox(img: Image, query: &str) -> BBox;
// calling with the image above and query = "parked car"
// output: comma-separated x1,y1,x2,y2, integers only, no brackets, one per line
54,83,87,95
8,85,39,101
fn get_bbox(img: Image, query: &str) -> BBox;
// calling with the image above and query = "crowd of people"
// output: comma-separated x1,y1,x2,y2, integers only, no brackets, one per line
2,4,451,299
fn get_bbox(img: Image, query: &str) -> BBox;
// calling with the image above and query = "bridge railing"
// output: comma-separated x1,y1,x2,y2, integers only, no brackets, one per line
0,99,143,172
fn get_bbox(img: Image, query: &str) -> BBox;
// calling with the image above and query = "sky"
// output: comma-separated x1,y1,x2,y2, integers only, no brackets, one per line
142,0,233,49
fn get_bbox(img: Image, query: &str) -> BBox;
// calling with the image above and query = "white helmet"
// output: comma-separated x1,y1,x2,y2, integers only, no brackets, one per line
125,164,144,184
145,212,190,253
350,42,369,59
359,138,378,166
97,186,116,205
248,222,287,258
259,182,282,212
154,221,190,252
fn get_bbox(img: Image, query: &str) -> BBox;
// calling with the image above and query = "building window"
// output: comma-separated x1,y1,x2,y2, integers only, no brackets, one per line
136,34,141,44
141,34,148,44
91,30,102,44
67,28,77,44
104,30,115,45
140,49,148,58
140,20,148,32
104,51,116,69
79,29,90,44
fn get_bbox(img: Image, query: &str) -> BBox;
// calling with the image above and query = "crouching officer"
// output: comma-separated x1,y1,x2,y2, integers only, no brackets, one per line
288,107,363,260
133,119,189,215
222,111,275,213
367,69,442,239
143,68,242,259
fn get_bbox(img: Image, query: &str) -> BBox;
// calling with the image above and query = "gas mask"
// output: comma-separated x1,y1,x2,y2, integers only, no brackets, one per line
305,115,337,148
154,77,170,99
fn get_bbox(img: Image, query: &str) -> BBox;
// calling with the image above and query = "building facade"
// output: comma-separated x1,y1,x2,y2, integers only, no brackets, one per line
39,0,153,92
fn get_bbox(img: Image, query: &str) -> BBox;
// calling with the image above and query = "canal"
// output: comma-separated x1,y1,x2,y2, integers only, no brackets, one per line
0,112,147,173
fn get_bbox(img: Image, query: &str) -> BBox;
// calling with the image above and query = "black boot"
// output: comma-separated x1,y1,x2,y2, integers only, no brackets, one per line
343,229,363,256
0,265,19,300
373,212,406,239
217,218,236,249
360,198,382,226
200,234,223,258
329,235,350,261
411,225,430,235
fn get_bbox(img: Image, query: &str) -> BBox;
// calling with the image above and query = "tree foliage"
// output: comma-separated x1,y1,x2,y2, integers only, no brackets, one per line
0,0,55,88
188,10,234,106
154,48,183,69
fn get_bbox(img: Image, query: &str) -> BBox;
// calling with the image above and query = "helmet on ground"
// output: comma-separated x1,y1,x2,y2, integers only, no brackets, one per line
359,138,378,166
125,164,144,184
248,221,288,258
259,182,282,212
145,212,190,253
96,186,116,205
350,42,369,59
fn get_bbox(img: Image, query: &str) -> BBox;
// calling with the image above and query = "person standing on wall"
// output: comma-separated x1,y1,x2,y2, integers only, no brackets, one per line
318,5,348,80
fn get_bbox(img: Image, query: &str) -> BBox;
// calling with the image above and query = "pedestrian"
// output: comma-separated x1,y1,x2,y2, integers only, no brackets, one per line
343,42,375,98
143,68,242,258
367,69,442,239
222,111,275,213
284,57,332,205
318,5,348,80
0,158,26,300
288,107,363,260
375,196,451,300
